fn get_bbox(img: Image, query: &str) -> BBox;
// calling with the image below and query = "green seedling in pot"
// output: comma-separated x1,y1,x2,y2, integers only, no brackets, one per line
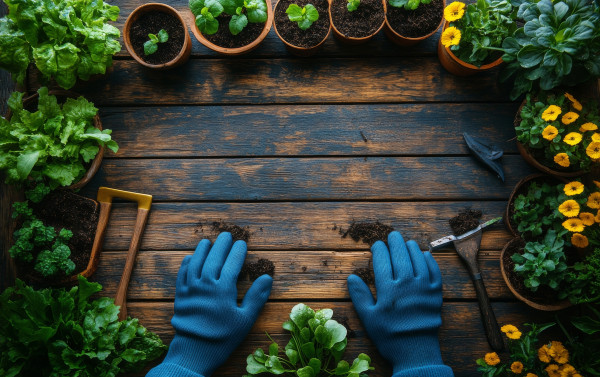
190,0,268,35
144,29,169,55
347,0,360,11
388,0,431,11
286,4,319,30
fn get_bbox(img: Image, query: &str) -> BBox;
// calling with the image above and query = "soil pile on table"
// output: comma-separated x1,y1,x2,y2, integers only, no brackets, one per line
130,11,185,65
241,258,275,279
353,267,374,284
340,221,394,245
449,209,482,235
211,221,251,242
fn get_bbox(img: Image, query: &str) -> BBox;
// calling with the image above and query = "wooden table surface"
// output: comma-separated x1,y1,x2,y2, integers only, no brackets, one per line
1,0,579,375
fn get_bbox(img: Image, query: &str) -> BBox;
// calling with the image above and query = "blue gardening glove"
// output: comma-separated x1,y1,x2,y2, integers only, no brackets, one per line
347,231,453,377
147,232,273,377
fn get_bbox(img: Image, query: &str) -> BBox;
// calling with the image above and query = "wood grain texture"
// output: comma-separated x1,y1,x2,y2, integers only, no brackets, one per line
99,103,521,157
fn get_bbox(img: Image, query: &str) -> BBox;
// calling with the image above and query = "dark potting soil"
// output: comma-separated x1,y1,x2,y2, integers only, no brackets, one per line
204,14,265,49
241,258,275,280
330,0,385,38
449,209,482,236
275,0,331,48
211,221,251,242
340,221,394,245
130,11,185,65
335,315,356,338
353,267,375,284
386,0,443,38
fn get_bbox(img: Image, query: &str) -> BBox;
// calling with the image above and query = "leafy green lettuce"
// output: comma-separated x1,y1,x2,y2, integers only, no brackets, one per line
0,276,167,377
0,0,121,89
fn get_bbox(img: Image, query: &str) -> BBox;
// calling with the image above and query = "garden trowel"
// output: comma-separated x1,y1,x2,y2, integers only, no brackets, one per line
428,217,505,351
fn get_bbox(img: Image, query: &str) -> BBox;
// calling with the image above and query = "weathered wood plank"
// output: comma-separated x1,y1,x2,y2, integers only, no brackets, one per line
68,58,510,106
95,250,512,300
79,156,533,201
94,201,515,251
99,103,521,157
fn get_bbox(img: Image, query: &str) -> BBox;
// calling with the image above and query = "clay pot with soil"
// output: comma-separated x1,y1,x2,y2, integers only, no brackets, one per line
274,0,332,56
384,0,444,46
124,3,192,69
329,0,386,44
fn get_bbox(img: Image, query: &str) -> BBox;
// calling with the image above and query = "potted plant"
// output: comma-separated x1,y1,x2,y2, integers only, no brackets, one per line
189,0,273,55
437,0,515,76
273,0,331,56
123,3,192,69
0,0,121,89
514,91,599,178
500,0,600,100
329,0,386,44
383,0,445,46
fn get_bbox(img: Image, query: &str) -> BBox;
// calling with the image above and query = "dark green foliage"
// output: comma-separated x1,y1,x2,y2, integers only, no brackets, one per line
388,0,431,11
144,29,169,55
512,181,565,240
562,248,600,303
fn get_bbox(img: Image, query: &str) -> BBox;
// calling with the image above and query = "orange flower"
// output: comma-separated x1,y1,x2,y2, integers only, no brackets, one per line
571,233,589,248
559,200,580,217
543,125,559,140
564,132,582,146
564,181,584,196
587,192,600,209
511,361,524,374
596,210,600,223
554,153,570,167
546,364,561,377
586,142,600,159
563,218,584,232
526,374,538,377
484,352,500,366
550,341,569,364
542,105,562,121
593,133,600,142
562,112,579,125
501,324,522,339
560,364,577,377
539,344,553,363
564,93,582,111
580,122,598,132
579,212,595,225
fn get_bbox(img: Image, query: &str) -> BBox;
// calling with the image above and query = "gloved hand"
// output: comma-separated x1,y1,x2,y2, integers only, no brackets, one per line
147,232,273,377
347,231,453,377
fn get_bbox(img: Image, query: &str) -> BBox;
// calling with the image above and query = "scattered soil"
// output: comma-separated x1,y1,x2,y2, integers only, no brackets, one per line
353,267,374,284
386,0,443,38
339,221,394,245
241,258,275,279
204,14,265,49
449,209,482,236
130,10,185,65
330,0,385,38
336,315,356,338
275,0,331,48
211,221,251,242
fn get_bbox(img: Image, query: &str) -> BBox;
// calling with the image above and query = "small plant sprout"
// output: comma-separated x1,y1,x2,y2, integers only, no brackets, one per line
388,0,431,11
286,4,319,30
347,0,360,11
144,29,169,55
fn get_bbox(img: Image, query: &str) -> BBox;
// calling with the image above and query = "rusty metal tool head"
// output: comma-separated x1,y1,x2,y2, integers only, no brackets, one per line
429,217,505,351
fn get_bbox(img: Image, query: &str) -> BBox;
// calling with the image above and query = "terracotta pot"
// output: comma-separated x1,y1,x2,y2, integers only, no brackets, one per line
123,3,192,69
188,0,274,55
329,0,386,44
500,238,573,311
5,90,104,190
273,0,331,56
437,22,503,76
383,0,444,46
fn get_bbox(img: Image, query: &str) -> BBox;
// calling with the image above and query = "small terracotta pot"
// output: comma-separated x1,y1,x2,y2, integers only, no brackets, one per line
383,0,444,46
273,0,331,56
5,90,104,190
329,0,386,44
188,0,274,55
437,21,502,76
500,238,573,311
123,3,192,69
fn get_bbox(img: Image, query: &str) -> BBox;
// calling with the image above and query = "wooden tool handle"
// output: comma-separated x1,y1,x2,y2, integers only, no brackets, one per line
86,202,112,277
472,277,505,351
115,208,150,321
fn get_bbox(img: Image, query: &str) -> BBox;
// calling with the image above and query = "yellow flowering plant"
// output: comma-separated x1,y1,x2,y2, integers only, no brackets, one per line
515,91,600,173
441,0,516,67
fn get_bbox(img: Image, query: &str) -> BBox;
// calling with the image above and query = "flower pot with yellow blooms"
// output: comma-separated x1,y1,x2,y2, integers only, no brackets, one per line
437,0,514,76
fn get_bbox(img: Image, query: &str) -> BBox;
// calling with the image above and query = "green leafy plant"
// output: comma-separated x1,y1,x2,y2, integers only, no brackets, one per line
144,29,169,55
245,303,374,377
512,181,564,240
190,0,268,35
562,248,600,303
286,4,319,31
0,0,121,89
500,0,600,100
389,0,431,10
347,0,360,12
0,275,167,377
0,87,119,188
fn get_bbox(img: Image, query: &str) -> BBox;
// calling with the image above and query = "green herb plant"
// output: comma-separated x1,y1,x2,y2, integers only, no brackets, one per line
562,248,600,304
347,0,360,12
0,275,166,377
245,303,374,377
144,29,169,55
512,181,565,240
189,0,268,35
0,87,119,188
388,0,430,11
286,4,319,31
500,0,600,100
0,0,121,89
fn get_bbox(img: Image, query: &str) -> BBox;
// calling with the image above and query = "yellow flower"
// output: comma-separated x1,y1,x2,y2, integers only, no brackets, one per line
554,153,570,167
484,352,500,366
586,142,600,159
542,105,562,121
579,212,595,225
444,1,465,21
550,341,569,364
562,112,580,125
539,344,553,363
596,210,600,223
564,93,583,111
543,125,559,140
511,361,524,374
441,26,461,47
501,324,522,339
526,374,538,377
546,364,561,377
571,233,589,248
564,132,582,146
587,192,600,209
564,181,584,196
559,200,580,217
580,122,598,132
563,218,584,232
560,365,578,377
593,133,600,142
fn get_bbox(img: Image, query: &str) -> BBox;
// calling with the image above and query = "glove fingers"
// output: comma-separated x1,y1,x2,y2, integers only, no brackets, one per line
202,232,233,279
241,274,273,316
406,240,429,278
220,240,247,282
424,251,443,288
176,255,192,289
371,240,392,294
387,231,413,280
188,239,212,284
347,274,375,312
